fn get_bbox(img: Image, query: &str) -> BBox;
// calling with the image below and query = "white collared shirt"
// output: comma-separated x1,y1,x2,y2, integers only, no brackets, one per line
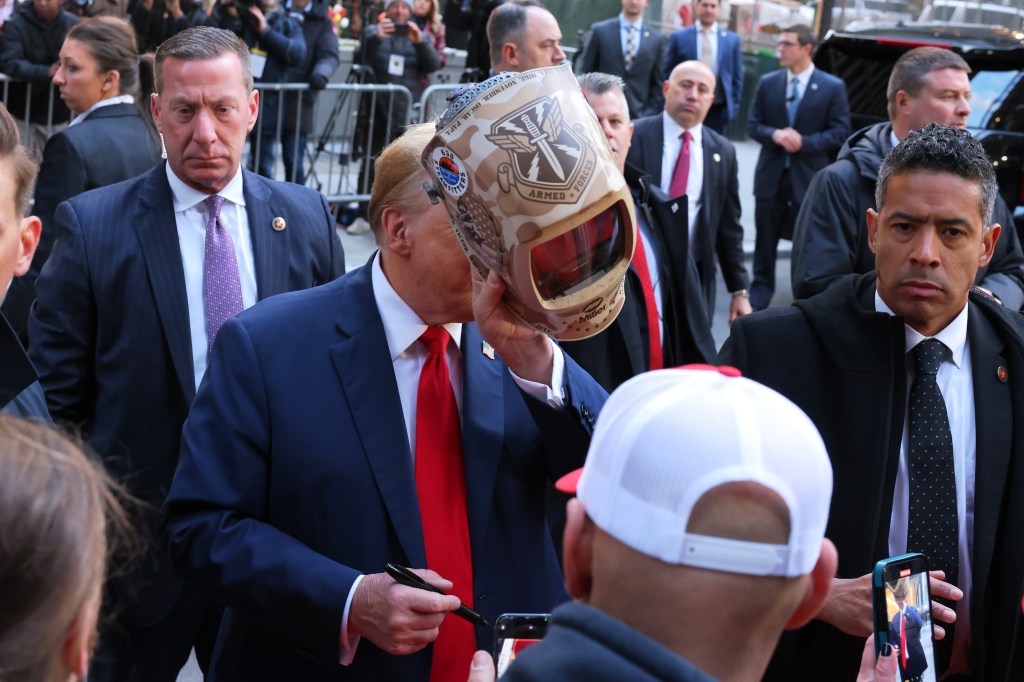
877,292,974,675
786,64,814,104
699,23,718,73
660,113,704,243
339,253,567,665
69,94,135,127
168,164,258,391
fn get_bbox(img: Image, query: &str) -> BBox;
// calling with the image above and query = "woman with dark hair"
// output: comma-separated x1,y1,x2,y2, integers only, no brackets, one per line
0,414,129,682
5,16,164,340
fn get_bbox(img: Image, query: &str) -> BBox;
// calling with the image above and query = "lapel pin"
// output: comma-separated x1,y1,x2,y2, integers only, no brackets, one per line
643,30,649,38
713,153,721,163
671,202,680,213
482,341,495,360
811,82,819,91
272,217,286,231
997,366,1008,383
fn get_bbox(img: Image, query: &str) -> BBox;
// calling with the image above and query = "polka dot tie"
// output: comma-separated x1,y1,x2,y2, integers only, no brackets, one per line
203,195,244,348
907,338,958,673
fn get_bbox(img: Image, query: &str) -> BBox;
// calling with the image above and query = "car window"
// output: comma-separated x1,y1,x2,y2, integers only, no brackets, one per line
970,70,1024,131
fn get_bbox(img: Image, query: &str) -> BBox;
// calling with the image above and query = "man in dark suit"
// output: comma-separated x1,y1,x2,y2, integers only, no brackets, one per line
888,581,929,682
562,72,714,392
0,103,48,422
626,59,751,324
791,47,1024,309
29,27,345,682
721,125,1024,681
575,0,664,119
746,24,849,310
662,0,741,135
164,121,607,680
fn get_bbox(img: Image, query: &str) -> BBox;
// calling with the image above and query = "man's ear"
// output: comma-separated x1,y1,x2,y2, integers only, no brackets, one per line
380,205,411,257
501,42,518,69
785,538,838,630
866,208,880,254
979,223,1000,268
150,93,163,133
14,216,41,277
562,498,595,602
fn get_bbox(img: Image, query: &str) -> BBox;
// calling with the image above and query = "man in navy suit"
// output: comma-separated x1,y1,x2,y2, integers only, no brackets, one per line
746,24,849,310
575,0,665,119
164,121,607,681
626,60,751,324
662,0,742,135
29,27,344,682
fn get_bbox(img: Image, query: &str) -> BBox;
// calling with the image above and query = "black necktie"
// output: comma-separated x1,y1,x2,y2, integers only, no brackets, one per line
906,338,958,673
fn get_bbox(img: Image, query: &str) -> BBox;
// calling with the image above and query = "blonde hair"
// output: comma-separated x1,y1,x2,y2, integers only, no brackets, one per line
368,122,437,240
0,416,131,682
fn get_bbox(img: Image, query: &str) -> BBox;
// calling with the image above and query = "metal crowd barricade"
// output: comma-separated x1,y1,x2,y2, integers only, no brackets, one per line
418,83,464,124
0,73,63,152
251,81,415,204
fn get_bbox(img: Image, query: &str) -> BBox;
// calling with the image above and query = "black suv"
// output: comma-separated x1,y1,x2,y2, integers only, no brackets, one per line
815,22,1024,227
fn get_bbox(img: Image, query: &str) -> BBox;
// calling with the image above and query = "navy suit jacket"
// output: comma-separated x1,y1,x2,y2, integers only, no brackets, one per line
626,115,748,316
1,103,162,342
29,163,345,624
747,67,850,202
575,17,664,118
663,25,742,123
165,262,607,680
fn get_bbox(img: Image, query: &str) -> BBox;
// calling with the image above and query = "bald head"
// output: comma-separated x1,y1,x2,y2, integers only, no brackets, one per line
487,3,566,72
663,60,716,130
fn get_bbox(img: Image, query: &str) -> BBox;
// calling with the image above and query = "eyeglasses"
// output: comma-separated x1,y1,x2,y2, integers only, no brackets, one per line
778,40,799,48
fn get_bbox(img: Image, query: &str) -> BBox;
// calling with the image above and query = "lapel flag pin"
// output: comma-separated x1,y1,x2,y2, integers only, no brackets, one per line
482,341,495,360
272,217,286,231
997,366,1008,383
713,153,721,163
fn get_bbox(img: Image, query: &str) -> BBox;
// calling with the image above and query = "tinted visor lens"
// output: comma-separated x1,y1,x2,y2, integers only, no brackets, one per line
530,203,627,301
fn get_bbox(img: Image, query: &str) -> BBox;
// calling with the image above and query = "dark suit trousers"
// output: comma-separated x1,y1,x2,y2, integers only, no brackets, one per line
704,101,729,135
88,587,221,682
751,171,797,310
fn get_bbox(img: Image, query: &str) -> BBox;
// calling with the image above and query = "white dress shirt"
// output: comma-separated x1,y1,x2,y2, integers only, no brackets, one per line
69,94,136,127
878,292,974,675
168,164,258,391
660,113,704,243
339,253,567,664
786,64,814,107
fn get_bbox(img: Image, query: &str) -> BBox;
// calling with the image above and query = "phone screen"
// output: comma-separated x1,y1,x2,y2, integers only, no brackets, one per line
493,613,550,678
872,553,937,682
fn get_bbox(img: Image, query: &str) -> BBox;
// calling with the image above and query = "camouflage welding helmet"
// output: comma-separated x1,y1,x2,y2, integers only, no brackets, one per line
421,63,636,341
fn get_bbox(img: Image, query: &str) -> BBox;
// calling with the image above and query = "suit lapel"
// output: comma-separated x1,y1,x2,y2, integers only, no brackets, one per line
134,164,196,402
967,303,1012,609
696,132,717,267
606,22,626,72
642,119,664,187
459,324,505,558
243,170,290,301
329,267,426,566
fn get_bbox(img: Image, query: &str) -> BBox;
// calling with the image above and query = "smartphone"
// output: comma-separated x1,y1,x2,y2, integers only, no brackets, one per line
392,22,409,37
872,553,937,682
493,613,550,678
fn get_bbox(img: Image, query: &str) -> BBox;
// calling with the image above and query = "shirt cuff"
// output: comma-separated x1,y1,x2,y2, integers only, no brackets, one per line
510,339,566,408
338,574,364,666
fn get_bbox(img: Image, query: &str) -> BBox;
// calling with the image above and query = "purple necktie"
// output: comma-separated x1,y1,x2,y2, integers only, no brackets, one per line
203,195,243,347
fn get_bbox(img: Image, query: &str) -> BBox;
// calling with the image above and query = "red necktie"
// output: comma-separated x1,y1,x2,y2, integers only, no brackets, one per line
900,611,908,668
632,233,662,370
415,327,475,681
668,130,692,200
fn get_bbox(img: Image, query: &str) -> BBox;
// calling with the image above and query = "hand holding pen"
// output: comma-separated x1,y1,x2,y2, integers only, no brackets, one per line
386,563,489,627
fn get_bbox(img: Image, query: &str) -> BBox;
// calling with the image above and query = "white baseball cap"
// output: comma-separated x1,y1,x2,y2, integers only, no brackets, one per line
556,366,833,578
